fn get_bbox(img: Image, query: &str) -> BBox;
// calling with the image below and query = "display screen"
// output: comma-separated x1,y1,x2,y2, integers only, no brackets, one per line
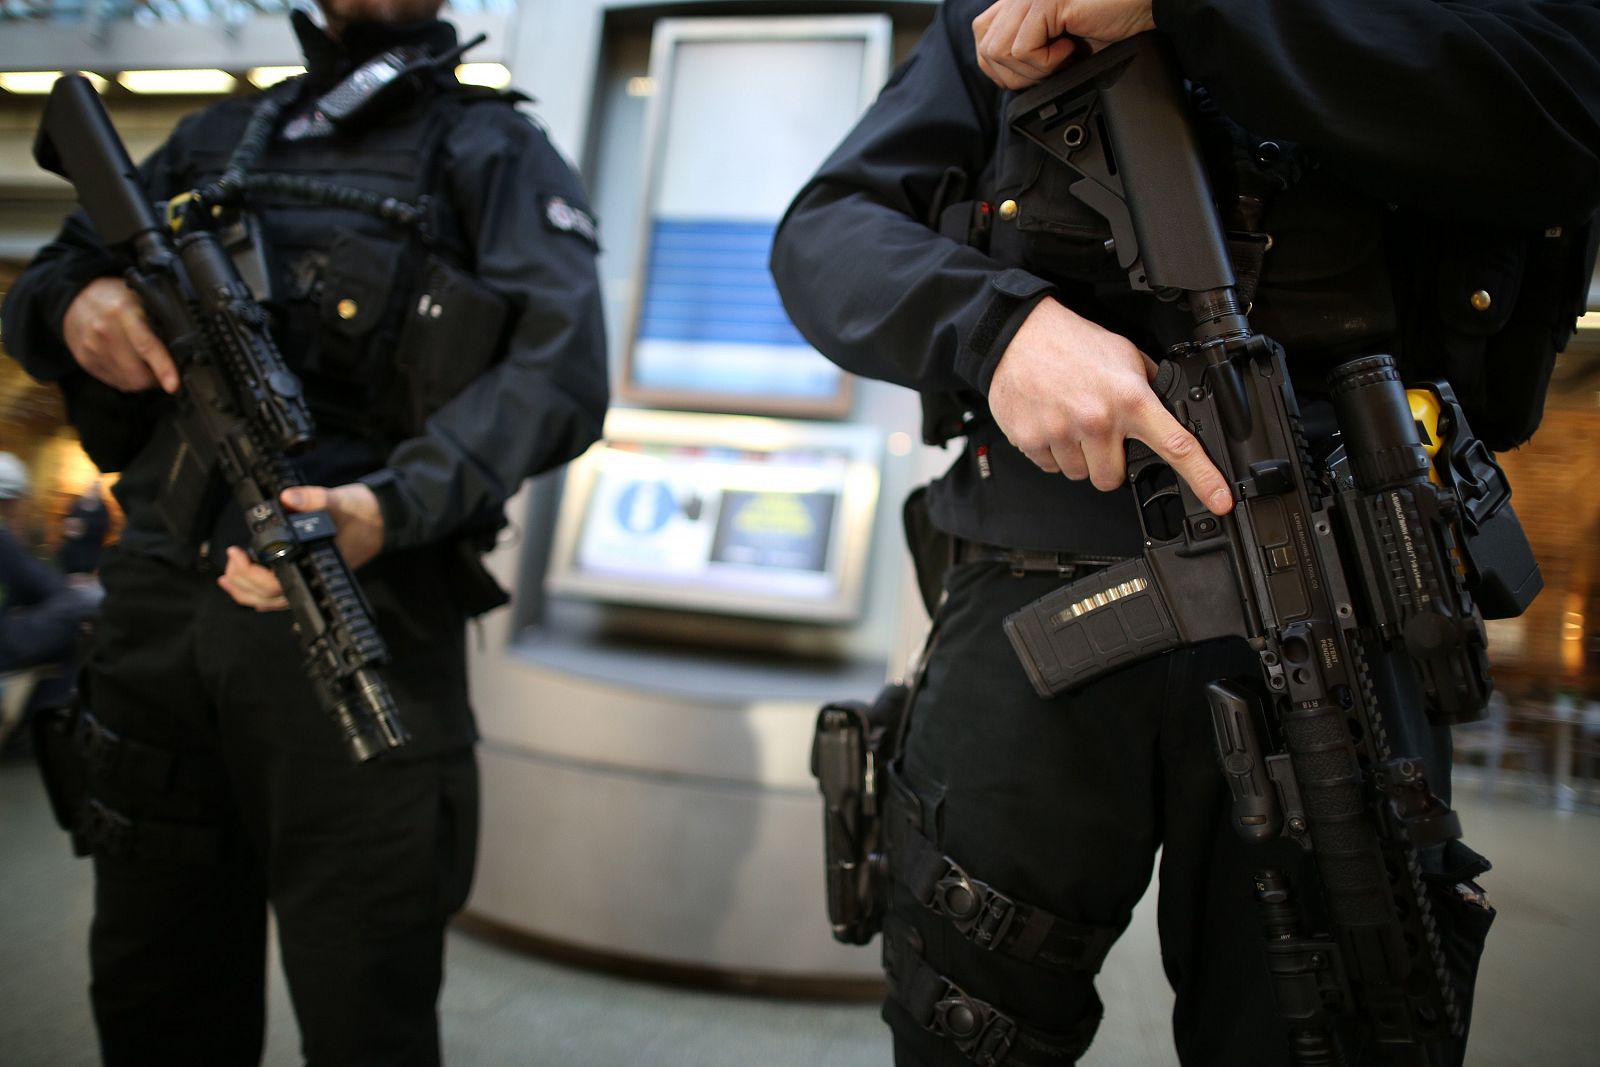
548,411,880,622
630,219,844,402
574,442,845,600
622,25,889,415
711,489,837,572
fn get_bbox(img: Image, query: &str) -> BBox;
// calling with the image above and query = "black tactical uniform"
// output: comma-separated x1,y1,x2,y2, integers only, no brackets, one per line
2,12,608,1066
772,2,1600,1064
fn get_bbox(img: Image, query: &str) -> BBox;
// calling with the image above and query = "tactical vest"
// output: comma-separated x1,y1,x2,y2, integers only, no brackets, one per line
175,78,513,445
928,85,1593,452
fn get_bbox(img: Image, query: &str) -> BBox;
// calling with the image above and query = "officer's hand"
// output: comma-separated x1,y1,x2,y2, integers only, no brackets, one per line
217,483,385,612
988,298,1233,514
61,277,181,394
973,0,1156,90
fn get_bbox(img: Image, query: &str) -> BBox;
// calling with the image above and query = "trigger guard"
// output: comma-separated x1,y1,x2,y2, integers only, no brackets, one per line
1152,359,1180,395
1126,439,1160,474
1127,358,1188,477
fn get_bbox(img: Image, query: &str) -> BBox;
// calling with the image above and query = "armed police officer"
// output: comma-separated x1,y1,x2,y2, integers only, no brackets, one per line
1,0,608,1063
774,1,1600,1064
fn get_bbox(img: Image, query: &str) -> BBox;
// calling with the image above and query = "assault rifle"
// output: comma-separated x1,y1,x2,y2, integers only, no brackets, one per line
1001,37,1539,1065
35,74,407,762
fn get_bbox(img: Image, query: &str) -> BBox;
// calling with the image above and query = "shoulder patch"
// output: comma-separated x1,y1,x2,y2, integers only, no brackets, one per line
542,193,599,249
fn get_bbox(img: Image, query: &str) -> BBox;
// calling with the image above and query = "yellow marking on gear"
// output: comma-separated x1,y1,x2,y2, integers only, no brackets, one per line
166,190,197,234
1407,388,1445,486
1408,386,1467,574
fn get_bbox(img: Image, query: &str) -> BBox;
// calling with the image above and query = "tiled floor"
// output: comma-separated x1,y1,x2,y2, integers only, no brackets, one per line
1,757,1594,1066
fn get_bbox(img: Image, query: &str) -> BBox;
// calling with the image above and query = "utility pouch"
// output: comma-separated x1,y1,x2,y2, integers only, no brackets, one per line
301,229,412,439
389,255,510,434
810,681,910,945
314,230,405,385
1403,217,1596,451
986,120,1117,281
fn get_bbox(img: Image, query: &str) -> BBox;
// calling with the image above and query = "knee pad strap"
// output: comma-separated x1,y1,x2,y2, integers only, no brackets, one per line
888,786,1117,975
884,920,1101,1067
74,797,222,865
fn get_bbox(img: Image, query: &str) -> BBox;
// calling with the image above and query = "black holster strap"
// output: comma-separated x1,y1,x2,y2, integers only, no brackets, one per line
73,710,180,796
896,819,1117,976
885,933,1099,1067
73,798,222,866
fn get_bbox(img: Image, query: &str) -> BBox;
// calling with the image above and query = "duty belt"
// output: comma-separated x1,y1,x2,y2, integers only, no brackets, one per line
950,538,1126,579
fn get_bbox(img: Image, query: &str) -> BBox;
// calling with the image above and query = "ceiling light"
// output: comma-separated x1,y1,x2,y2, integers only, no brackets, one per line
117,69,236,95
456,63,511,89
248,65,306,89
0,70,107,94
0,71,64,94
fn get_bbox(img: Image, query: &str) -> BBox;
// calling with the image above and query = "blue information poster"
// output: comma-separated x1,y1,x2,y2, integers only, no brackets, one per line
627,21,890,413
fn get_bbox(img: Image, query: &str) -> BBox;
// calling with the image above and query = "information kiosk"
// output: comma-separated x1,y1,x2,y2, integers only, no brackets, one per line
465,4,941,984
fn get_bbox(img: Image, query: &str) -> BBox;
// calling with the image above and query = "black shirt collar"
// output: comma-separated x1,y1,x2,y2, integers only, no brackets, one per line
291,8,460,88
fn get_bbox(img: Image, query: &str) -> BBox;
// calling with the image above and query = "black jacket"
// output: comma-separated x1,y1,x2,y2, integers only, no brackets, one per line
2,14,609,564
772,0,1600,554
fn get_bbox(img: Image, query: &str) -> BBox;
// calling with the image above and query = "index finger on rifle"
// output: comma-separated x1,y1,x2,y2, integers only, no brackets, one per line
1130,397,1234,516
118,303,179,394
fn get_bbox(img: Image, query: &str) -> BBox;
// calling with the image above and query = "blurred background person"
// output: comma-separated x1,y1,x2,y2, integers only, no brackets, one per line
0,451,95,752
54,477,109,579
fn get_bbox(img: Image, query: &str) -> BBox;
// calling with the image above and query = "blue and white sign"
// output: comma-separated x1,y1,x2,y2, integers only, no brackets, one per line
627,18,891,413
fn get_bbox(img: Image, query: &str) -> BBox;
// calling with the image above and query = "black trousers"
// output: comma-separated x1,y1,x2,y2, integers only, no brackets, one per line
883,560,1488,1067
80,548,479,1067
